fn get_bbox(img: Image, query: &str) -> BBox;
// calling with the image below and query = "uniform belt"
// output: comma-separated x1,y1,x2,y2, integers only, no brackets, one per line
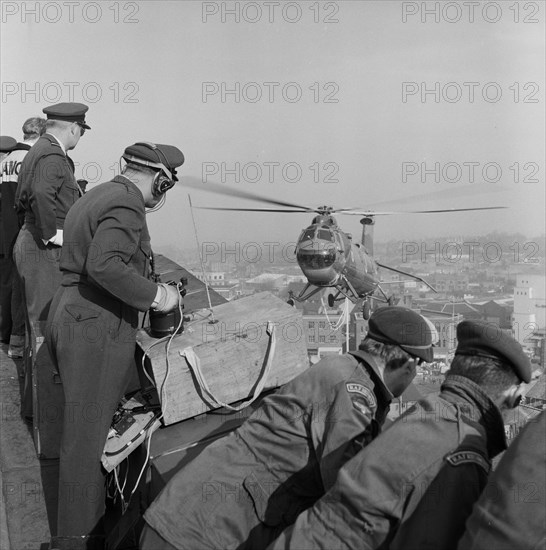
59,275,139,322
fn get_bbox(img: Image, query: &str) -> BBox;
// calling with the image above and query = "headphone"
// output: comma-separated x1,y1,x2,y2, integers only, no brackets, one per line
152,171,175,198
132,142,176,198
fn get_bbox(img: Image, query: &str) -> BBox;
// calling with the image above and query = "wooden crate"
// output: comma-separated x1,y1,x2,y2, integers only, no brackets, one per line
137,292,309,425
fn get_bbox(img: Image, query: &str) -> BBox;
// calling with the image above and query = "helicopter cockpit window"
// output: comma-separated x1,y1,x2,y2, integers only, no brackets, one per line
300,229,315,242
297,250,336,269
317,229,334,242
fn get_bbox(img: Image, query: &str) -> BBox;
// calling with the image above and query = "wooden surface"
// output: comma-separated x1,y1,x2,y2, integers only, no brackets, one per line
137,292,309,425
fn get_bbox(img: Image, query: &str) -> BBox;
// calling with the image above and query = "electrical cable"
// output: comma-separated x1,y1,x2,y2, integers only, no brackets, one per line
146,193,166,213
109,284,184,510
141,336,170,388
129,428,154,502
159,286,185,407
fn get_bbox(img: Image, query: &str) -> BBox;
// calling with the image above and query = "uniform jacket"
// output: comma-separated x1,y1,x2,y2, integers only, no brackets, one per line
144,351,394,550
0,143,31,254
58,175,158,312
268,375,508,550
15,133,79,240
458,410,546,550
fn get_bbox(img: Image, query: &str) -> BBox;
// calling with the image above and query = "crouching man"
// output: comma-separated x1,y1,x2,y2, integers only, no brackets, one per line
141,306,434,550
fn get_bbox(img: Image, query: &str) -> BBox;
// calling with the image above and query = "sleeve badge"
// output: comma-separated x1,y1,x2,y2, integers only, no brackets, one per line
346,383,377,411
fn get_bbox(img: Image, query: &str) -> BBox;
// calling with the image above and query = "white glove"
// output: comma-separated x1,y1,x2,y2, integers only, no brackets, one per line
152,283,182,313
42,229,63,247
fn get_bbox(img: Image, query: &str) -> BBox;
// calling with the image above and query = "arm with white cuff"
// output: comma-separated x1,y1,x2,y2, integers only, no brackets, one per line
42,229,63,247
151,283,182,313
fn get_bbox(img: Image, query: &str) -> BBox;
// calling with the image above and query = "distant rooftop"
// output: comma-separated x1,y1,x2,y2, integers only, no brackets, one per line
422,301,481,315
526,373,546,401
246,273,286,284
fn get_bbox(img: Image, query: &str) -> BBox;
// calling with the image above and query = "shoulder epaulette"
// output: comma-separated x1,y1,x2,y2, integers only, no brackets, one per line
445,450,490,473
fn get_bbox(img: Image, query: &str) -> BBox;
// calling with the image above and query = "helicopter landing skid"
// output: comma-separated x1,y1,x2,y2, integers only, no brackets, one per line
376,285,396,306
287,283,324,305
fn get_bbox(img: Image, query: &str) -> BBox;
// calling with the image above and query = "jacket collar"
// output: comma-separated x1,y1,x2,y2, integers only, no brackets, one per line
43,132,66,153
349,350,394,408
112,174,145,203
441,375,507,457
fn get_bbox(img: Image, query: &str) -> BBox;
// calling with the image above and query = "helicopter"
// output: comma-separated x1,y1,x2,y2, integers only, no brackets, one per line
268,204,501,318
183,177,507,319
286,206,420,319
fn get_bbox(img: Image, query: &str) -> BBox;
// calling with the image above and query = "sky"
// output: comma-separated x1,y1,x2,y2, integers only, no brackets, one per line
1,0,545,258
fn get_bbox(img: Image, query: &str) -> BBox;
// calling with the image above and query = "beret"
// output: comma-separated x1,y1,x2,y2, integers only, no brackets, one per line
43,102,91,129
367,306,434,363
0,135,17,152
455,320,531,383
123,142,185,182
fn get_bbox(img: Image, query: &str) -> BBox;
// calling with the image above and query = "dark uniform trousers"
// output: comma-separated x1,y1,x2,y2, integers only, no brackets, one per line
0,259,25,349
13,224,63,418
13,224,63,333
47,281,138,540
0,144,31,346
14,134,80,425
0,254,13,341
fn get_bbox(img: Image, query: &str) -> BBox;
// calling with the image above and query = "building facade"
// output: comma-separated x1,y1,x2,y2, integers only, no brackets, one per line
513,273,546,347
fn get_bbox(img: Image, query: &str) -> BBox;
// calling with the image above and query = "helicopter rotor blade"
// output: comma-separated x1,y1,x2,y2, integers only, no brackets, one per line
193,206,313,213
341,205,507,216
357,183,510,211
182,176,315,212
182,177,509,216
399,206,507,214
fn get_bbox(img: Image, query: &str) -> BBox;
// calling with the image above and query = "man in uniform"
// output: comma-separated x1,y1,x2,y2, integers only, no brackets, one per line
267,320,532,550
46,141,185,550
140,306,435,550
0,117,46,359
0,135,18,342
13,103,90,428
14,103,90,334
457,410,545,550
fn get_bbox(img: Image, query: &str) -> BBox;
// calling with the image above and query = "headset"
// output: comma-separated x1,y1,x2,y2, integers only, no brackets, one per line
151,170,175,198
124,142,177,198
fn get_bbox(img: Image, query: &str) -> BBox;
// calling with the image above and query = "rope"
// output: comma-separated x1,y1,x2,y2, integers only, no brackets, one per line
188,194,215,323
179,322,276,411
321,292,349,331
